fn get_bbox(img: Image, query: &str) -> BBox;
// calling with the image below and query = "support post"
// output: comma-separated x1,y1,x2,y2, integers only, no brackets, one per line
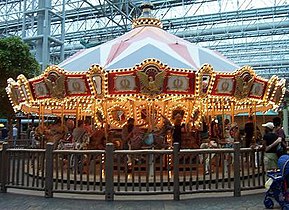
1,143,8,193
233,142,241,197
105,143,114,201
173,142,180,201
45,143,54,198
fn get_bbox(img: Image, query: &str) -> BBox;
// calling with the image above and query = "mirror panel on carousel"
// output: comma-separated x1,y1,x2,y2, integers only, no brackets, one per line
111,108,126,125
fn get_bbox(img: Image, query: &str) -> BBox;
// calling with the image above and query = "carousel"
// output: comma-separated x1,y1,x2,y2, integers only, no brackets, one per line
6,4,286,150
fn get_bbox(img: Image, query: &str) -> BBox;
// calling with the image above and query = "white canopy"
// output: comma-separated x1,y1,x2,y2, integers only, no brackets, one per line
59,24,239,72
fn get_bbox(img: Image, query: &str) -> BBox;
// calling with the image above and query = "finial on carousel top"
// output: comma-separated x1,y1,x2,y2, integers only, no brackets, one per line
132,0,163,29
140,0,154,17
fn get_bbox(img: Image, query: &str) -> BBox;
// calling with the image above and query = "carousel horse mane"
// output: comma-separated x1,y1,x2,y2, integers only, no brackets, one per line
129,127,145,150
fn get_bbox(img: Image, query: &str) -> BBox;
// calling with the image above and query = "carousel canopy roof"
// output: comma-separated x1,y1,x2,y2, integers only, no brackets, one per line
5,14,286,129
59,21,239,72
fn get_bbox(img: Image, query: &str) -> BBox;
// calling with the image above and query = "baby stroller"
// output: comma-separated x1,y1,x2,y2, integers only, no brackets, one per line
264,155,289,209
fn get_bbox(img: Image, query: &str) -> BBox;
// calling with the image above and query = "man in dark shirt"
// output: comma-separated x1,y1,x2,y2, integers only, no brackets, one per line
262,122,279,171
273,116,287,157
173,114,185,148
273,117,286,140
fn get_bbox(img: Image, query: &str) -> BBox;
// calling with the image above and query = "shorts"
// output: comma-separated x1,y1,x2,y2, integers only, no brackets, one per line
264,153,278,171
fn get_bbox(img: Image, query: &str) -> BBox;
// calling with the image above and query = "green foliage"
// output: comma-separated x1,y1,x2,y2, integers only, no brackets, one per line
0,36,40,118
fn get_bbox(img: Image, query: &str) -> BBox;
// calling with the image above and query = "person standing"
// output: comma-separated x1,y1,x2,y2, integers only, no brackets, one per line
30,126,37,148
262,122,281,171
244,116,254,147
26,124,32,140
12,125,18,147
273,116,287,157
172,113,186,148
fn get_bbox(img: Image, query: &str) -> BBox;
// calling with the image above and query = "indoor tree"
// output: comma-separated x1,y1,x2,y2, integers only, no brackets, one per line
0,36,40,137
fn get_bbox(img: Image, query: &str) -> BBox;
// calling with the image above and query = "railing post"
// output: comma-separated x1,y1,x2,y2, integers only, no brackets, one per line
1,143,8,193
173,142,180,201
105,143,114,201
45,142,54,198
233,142,241,197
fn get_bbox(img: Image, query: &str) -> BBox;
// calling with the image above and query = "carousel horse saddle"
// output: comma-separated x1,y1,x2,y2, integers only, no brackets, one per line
144,133,154,146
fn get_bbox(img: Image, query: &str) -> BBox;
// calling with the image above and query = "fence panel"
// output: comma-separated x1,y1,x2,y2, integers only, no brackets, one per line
0,142,266,200
5,148,46,191
53,149,106,195
7,139,31,149
240,148,265,191
113,149,174,195
178,148,235,194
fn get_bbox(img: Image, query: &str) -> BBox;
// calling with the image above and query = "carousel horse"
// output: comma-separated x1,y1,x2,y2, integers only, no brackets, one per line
153,117,173,149
34,124,50,148
129,118,173,150
125,119,173,167
81,128,106,174
129,127,146,150
44,122,68,149
87,128,106,150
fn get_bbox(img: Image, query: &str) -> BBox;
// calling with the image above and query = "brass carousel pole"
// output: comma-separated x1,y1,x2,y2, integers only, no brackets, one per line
61,102,64,127
38,102,41,127
231,101,235,124
254,102,257,144
79,103,81,123
102,100,109,141
222,99,225,139
76,100,79,127
91,102,95,127
130,99,135,120
206,99,209,124
152,100,155,131
149,102,153,131
187,99,191,124
41,102,44,128
147,101,151,131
